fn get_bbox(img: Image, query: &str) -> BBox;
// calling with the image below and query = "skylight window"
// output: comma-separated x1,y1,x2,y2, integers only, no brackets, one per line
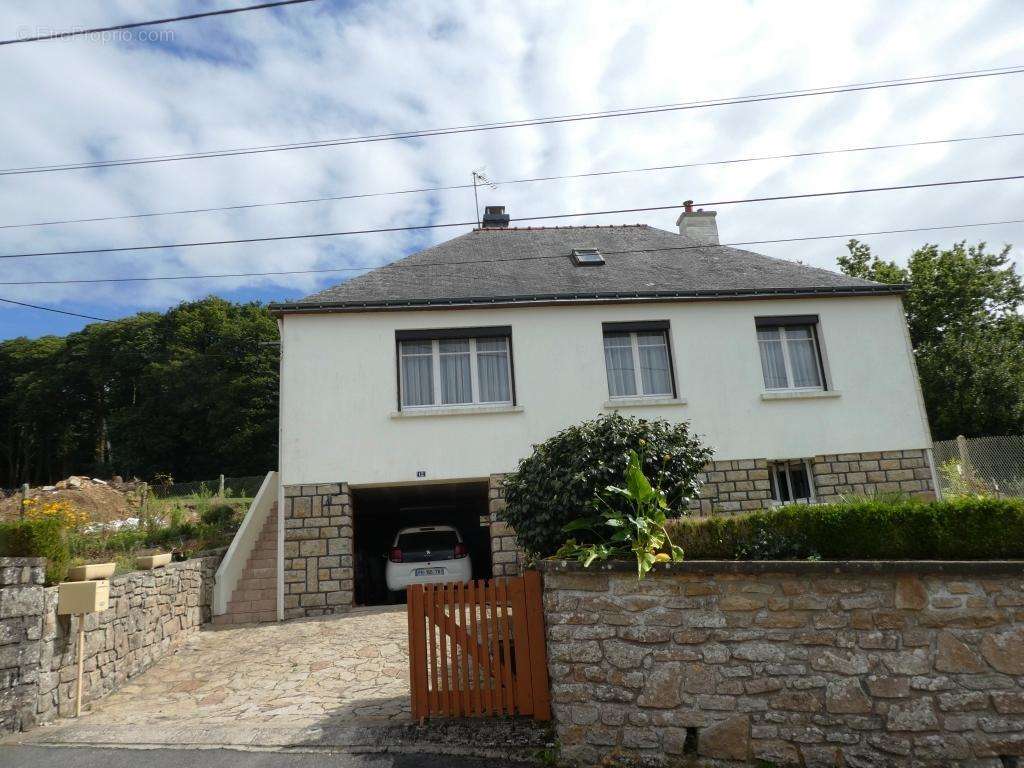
571,248,605,266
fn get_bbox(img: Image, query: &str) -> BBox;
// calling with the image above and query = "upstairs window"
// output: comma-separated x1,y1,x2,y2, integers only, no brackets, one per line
768,459,816,504
602,321,675,398
755,315,825,391
397,327,513,409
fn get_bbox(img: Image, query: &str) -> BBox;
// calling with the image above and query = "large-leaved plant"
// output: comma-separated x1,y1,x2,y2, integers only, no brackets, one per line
556,449,684,578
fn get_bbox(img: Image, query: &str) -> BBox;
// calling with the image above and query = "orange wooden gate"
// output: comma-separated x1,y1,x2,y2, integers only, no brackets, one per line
406,571,551,721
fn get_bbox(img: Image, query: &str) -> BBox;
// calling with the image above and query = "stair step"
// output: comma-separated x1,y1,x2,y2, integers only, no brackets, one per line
229,597,276,612
236,588,275,601
243,567,275,580
213,610,277,626
237,577,275,591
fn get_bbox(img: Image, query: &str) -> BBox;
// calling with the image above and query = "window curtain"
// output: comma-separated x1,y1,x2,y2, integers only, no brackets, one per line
400,341,434,406
438,340,472,404
604,334,636,396
757,329,788,389
784,328,822,388
476,338,511,403
637,332,672,395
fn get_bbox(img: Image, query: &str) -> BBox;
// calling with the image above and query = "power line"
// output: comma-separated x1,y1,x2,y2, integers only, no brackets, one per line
0,297,112,321
5,130,1022,231
2,172,1022,261
3,65,1023,177
3,217,1021,287
0,0,319,46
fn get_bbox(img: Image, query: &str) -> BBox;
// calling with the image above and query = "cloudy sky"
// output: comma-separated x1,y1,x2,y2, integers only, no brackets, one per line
1,0,1021,339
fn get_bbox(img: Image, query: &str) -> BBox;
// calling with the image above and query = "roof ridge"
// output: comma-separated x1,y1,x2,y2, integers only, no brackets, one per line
471,224,651,232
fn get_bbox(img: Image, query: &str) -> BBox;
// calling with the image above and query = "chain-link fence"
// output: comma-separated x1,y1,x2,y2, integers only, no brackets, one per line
148,474,265,499
933,435,1024,498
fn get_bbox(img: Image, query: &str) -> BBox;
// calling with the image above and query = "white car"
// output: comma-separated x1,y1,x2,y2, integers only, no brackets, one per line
385,524,472,597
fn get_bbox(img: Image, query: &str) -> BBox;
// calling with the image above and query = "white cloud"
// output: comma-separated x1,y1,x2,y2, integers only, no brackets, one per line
0,0,1021,330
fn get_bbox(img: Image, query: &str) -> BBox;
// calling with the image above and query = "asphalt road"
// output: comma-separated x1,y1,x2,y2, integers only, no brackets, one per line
0,746,534,768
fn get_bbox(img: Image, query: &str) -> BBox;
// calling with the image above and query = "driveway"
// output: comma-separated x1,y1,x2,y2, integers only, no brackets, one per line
21,607,410,747
12,606,549,760
2,746,530,768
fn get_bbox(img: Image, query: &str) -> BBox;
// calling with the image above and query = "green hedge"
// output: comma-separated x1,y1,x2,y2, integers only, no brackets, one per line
668,497,1024,560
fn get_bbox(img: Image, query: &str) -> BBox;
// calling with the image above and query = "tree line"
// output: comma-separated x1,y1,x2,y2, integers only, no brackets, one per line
1,239,1021,488
0,297,279,488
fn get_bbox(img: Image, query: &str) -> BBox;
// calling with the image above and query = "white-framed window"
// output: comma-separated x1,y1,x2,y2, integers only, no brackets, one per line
399,335,513,409
768,459,816,504
603,329,674,398
757,322,825,391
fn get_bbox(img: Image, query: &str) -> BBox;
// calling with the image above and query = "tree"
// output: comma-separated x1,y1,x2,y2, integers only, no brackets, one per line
0,296,279,488
838,239,1024,439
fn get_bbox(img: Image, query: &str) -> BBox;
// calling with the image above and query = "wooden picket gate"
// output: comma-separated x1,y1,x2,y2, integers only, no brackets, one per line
406,571,551,721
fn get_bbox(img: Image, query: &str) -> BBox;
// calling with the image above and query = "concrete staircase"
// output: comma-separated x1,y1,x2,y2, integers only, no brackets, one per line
212,506,277,625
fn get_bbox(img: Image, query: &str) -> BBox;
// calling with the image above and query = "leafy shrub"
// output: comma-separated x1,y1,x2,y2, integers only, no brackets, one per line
668,496,1024,560
502,413,713,556
200,504,236,527
0,516,71,583
557,450,684,577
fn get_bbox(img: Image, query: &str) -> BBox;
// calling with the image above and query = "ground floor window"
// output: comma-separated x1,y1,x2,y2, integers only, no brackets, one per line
768,459,815,504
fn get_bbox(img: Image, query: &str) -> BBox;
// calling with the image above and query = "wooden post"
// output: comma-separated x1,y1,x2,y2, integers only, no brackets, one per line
20,483,30,520
75,613,85,717
218,474,225,497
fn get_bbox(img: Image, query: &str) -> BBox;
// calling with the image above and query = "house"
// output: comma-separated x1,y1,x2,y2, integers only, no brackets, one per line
219,203,937,623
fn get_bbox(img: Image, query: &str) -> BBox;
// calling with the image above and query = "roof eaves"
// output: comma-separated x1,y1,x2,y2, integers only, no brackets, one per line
268,283,908,316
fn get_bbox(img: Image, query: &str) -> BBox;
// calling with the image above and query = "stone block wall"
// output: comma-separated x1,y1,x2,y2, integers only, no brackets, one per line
0,558,45,735
489,473,523,578
0,554,217,733
35,556,218,723
687,449,935,515
282,483,354,619
541,560,1024,767
811,449,935,500
687,460,773,514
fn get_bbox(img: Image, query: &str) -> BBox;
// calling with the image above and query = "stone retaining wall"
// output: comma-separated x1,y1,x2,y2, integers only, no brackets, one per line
0,558,45,734
0,554,217,732
540,560,1024,767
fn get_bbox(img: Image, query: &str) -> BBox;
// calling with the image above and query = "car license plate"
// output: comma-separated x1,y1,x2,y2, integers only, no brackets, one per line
415,567,444,576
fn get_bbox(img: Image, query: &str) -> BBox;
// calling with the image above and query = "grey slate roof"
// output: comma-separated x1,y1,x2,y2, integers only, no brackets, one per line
270,225,899,313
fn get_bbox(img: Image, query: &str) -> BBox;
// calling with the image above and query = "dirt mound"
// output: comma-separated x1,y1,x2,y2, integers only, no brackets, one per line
0,477,141,523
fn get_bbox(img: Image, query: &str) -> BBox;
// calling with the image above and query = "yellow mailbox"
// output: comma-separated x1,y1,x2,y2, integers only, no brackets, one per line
57,579,110,615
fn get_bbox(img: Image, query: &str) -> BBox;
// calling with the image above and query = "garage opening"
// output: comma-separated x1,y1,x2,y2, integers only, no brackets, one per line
352,481,492,606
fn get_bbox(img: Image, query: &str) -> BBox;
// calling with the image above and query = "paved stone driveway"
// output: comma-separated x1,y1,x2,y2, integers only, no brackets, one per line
23,607,412,748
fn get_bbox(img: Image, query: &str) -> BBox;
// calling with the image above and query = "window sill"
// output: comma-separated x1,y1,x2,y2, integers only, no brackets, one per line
603,396,687,409
760,389,841,401
390,404,524,419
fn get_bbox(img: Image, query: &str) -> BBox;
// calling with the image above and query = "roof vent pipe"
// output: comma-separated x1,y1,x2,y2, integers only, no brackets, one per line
676,199,719,245
481,205,510,229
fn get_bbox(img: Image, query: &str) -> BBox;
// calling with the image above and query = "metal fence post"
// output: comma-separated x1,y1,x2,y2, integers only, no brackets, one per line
956,434,973,484
218,474,225,498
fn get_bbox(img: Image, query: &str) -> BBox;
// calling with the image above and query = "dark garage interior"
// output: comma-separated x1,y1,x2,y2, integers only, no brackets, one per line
352,481,492,606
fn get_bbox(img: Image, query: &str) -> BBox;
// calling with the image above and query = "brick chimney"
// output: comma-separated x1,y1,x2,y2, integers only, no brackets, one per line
676,200,718,245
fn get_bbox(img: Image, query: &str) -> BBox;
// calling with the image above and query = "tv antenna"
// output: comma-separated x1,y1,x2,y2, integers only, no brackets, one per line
471,169,497,226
